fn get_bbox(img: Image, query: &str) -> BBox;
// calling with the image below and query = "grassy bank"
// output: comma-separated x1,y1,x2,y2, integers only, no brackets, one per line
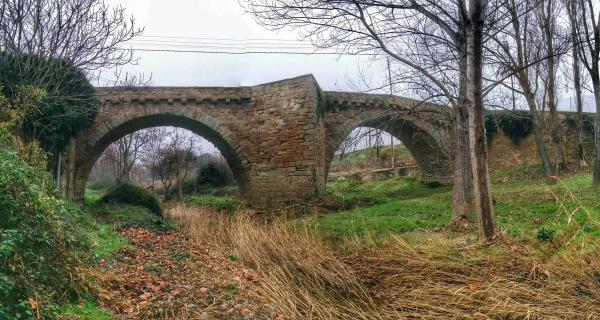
306,167,600,242
57,189,175,319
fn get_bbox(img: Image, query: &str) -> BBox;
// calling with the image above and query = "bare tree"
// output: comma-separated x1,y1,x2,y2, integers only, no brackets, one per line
112,129,159,183
489,0,563,178
571,0,600,185
572,0,600,183
244,0,498,238
565,0,587,165
538,0,568,169
468,0,497,240
0,0,142,71
153,129,198,199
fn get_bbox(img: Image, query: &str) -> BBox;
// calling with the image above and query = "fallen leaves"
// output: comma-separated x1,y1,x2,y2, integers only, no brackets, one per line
91,227,275,319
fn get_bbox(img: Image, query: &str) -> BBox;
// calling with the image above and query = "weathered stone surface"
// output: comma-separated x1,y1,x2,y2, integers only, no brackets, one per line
61,74,593,205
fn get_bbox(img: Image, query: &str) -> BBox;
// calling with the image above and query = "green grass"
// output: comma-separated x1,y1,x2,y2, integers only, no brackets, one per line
59,302,111,320
84,188,106,206
307,170,600,241
326,176,450,208
185,195,239,211
332,144,412,164
92,203,177,232
83,220,129,260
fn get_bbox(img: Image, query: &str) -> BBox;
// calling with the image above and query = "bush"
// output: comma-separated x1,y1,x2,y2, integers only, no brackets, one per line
196,161,233,188
94,204,176,232
0,52,97,153
0,143,83,319
101,183,163,216
537,226,556,241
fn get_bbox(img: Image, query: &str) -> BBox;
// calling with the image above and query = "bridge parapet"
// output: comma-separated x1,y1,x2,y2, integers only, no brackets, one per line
96,87,253,105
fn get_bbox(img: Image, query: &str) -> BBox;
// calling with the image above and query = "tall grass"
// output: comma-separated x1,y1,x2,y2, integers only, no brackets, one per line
167,204,382,319
347,234,600,318
168,203,600,319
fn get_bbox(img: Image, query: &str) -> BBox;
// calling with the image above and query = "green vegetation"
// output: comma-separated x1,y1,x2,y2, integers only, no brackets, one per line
485,110,533,143
101,183,163,216
58,302,111,320
307,169,600,241
0,146,74,318
186,195,239,211
84,188,106,207
92,203,176,232
333,144,411,164
196,161,234,188
0,52,97,153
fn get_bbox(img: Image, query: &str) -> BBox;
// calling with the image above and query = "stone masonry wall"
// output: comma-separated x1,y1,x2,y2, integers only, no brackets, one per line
487,120,596,170
63,73,594,205
64,75,328,205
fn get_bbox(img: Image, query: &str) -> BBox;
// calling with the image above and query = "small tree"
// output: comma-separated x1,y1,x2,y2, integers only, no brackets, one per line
152,129,198,199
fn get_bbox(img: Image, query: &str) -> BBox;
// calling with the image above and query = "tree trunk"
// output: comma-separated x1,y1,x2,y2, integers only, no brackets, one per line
451,54,473,225
452,103,473,225
544,33,566,170
592,79,600,185
467,0,496,241
569,0,587,165
521,81,556,178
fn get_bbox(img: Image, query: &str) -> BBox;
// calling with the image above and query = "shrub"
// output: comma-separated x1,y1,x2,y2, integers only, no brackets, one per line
537,226,556,241
196,161,233,188
0,52,97,153
0,143,82,318
94,204,176,232
564,113,595,133
101,183,163,216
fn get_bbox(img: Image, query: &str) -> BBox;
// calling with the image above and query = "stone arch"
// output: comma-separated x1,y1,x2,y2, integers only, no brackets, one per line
68,112,249,201
324,112,453,184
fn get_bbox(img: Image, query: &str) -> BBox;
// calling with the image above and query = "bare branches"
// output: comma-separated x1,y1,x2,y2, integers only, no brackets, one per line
0,0,143,71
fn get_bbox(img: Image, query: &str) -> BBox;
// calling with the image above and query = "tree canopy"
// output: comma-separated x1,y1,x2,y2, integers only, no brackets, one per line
0,52,97,152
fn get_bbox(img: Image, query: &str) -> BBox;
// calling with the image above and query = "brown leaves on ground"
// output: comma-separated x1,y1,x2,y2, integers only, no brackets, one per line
91,227,276,319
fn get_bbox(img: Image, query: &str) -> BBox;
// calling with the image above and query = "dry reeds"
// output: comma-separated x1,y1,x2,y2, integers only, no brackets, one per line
168,204,600,319
167,204,382,319
347,235,600,319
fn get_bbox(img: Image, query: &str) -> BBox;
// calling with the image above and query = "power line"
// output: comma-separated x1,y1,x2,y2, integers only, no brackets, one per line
126,47,379,56
131,39,315,47
138,35,310,42
127,42,318,50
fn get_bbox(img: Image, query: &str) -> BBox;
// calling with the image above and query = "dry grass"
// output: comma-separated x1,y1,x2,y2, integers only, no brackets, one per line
347,234,600,319
167,204,382,319
168,204,600,319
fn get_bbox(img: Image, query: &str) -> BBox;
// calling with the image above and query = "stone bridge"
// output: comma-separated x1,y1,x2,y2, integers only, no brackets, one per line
60,74,454,204
62,74,586,205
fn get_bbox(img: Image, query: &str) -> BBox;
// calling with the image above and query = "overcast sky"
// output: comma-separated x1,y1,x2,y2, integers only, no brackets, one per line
98,0,394,155
102,0,383,90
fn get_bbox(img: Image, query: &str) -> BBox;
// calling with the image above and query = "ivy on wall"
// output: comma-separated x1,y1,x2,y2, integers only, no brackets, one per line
563,113,595,133
485,111,533,144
